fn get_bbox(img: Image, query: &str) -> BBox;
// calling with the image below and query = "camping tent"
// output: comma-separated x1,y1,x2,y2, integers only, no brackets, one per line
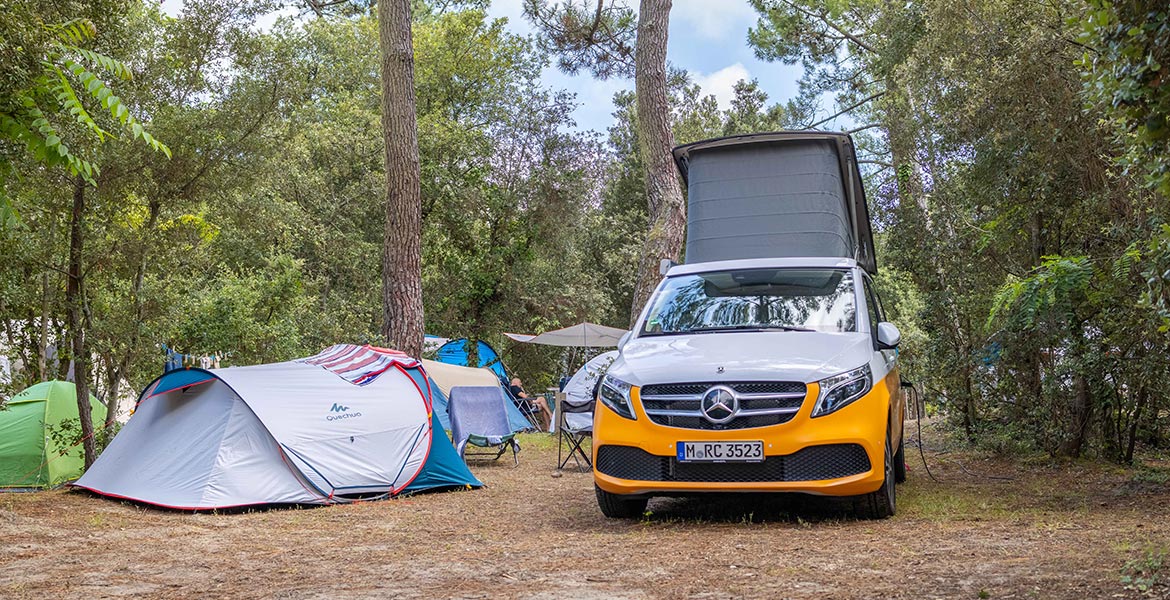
562,351,618,409
74,345,481,509
504,323,628,347
434,339,509,383
0,381,107,490
423,334,450,352
421,359,531,433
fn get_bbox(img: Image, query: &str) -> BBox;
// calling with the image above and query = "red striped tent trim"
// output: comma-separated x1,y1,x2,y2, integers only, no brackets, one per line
299,344,419,386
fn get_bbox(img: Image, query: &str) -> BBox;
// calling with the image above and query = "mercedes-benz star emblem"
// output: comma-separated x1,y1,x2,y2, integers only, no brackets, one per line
701,385,738,424
716,366,725,373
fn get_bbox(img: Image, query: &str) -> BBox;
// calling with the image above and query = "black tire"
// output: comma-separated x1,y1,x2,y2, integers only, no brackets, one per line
595,485,649,519
854,435,896,519
893,435,907,484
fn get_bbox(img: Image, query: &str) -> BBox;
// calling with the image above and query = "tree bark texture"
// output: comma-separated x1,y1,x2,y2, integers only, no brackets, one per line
1058,373,1091,458
378,0,425,357
67,176,97,469
628,0,685,326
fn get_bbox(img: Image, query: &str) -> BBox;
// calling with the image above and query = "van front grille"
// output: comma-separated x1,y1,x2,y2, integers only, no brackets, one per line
639,381,807,430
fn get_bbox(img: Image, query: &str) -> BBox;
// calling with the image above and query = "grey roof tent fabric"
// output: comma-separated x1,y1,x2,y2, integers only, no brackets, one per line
448,386,515,456
673,131,877,273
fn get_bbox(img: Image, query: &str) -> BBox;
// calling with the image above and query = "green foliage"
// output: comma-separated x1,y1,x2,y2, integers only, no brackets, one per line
521,0,637,79
873,260,927,382
1077,0,1170,195
747,0,1170,461
47,417,118,457
988,256,1093,332
0,11,170,227
1139,224,1170,331
174,255,313,364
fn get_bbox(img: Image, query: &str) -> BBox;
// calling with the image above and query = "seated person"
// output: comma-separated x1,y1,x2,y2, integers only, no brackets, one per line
510,377,553,430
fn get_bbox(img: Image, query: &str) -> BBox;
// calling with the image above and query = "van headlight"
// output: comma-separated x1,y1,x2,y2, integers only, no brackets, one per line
811,364,872,418
599,374,637,420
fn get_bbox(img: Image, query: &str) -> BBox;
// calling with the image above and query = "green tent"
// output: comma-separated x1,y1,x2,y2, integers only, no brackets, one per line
0,381,106,490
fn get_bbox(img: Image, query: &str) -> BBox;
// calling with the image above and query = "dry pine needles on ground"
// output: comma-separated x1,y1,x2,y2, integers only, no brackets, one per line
2,429,1169,599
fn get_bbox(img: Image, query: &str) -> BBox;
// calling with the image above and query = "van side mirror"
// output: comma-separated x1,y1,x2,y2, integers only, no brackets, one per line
659,259,677,275
617,331,631,350
876,322,901,349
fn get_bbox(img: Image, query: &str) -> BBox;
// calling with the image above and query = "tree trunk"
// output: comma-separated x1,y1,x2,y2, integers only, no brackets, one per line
1122,384,1146,464
66,176,97,469
378,0,425,358
1058,373,1090,457
628,0,685,326
961,358,976,439
105,358,121,438
38,270,50,380
37,212,58,381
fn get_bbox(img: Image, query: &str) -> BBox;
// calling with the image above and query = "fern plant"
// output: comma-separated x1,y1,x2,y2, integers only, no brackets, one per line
0,17,170,227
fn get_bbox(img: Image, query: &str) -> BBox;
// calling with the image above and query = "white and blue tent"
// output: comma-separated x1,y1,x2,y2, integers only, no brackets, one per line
421,359,532,433
75,345,481,509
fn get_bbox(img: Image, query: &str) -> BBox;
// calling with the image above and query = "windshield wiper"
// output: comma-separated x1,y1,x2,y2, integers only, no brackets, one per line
687,324,815,334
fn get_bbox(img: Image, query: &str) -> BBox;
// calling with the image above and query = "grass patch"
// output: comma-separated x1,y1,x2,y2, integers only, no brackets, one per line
1121,545,1168,596
898,483,1015,521
1130,466,1170,486
515,432,560,452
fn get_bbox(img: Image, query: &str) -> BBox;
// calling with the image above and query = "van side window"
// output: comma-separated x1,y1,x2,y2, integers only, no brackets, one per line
874,286,889,324
862,276,882,334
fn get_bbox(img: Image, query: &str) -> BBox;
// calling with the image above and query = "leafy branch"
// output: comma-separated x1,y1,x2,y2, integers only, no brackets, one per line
0,17,171,228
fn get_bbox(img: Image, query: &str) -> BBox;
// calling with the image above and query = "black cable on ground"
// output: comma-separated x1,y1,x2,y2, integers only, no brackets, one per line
905,381,1016,483
903,381,940,482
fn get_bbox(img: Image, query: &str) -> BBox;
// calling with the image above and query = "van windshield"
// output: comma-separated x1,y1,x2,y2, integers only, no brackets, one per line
640,268,856,336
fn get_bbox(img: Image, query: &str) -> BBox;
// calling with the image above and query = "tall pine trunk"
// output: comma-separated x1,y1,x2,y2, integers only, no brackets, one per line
66,176,96,468
378,0,425,358
628,0,685,326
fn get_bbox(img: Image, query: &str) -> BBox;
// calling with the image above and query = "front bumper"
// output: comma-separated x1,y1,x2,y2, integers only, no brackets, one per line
593,378,893,497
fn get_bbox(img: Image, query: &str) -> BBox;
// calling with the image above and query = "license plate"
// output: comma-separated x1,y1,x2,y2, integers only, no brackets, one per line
677,441,764,462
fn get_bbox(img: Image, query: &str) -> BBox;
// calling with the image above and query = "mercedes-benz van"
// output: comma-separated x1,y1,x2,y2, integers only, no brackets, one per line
593,132,905,519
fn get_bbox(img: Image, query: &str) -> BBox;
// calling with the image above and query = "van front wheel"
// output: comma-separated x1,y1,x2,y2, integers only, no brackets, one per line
595,486,648,519
893,436,907,484
854,436,896,519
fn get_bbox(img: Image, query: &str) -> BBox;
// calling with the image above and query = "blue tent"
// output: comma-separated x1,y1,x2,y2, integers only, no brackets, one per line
426,375,532,433
435,339,509,384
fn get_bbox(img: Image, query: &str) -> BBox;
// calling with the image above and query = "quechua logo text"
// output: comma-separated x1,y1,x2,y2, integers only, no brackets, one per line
327,402,362,421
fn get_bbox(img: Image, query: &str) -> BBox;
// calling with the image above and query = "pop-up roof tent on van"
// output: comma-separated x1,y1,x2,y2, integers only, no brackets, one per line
672,131,877,274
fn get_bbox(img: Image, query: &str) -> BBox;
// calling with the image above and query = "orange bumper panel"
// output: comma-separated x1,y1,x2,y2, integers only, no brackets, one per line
592,380,892,497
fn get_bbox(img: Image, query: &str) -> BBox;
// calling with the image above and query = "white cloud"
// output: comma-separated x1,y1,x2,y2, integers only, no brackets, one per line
160,0,182,16
670,0,757,41
693,63,751,110
487,0,531,30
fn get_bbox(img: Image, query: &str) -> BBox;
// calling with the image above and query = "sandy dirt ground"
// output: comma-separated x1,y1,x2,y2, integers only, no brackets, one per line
2,426,1169,599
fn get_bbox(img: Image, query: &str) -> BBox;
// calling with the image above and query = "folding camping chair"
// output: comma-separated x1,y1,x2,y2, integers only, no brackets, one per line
449,386,520,466
511,393,545,431
555,391,593,472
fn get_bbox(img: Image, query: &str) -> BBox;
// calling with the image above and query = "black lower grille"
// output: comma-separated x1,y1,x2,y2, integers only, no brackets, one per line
596,444,871,483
